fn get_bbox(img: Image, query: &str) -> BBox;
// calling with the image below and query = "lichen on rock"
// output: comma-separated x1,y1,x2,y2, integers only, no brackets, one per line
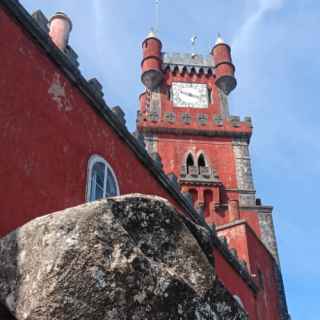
0,194,248,320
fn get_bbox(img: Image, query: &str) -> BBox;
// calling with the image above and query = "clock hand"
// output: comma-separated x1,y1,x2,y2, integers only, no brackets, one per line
180,91,199,98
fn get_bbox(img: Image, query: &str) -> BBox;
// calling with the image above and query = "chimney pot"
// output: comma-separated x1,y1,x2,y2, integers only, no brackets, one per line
49,12,72,52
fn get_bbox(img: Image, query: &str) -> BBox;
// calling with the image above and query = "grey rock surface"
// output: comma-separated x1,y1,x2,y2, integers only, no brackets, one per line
0,194,248,320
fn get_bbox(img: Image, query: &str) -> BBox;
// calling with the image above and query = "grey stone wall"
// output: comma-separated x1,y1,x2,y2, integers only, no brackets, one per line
257,208,290,320
232,139,256,206
143,134,158,155
257,209,280,263
218,89,230,119
148,88,161,117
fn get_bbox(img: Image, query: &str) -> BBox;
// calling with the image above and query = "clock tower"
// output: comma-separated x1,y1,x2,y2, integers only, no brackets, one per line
138,32,255,228
137,32,289,319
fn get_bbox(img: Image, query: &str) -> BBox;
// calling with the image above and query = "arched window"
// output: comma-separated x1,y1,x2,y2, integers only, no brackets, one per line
186,153,194,174
198,153,206,168
86,155,120,202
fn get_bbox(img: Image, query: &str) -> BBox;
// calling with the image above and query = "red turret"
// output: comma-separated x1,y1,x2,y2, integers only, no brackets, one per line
141,31,163,90
211,35,236,95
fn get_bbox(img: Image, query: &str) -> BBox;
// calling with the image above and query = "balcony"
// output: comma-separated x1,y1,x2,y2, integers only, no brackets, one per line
179,165,220,185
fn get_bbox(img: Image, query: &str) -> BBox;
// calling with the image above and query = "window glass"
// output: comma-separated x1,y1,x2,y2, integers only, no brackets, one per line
106,168,118,197
90,162,105,201
87,155,120,202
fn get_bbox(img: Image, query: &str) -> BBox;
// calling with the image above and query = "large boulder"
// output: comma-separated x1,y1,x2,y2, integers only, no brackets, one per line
0,194,248,320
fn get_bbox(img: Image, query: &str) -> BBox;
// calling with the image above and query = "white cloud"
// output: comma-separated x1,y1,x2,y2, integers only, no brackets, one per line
232,0,286,51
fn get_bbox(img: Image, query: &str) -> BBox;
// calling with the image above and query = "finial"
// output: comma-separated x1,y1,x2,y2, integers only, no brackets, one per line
215,33,225,45
191,35,198,58
147,29,157,38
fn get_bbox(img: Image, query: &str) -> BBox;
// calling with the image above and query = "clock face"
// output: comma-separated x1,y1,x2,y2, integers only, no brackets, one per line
172,82,210,108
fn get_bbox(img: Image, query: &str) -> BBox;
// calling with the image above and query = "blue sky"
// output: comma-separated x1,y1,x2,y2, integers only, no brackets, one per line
20,0,319,318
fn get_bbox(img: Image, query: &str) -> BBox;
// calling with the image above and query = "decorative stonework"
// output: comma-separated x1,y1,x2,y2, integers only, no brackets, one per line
148,111,160,122
143,134,158,155
199,166,212,178
162,52,215,75
197,113,208,126
218,89,230,118
230,116,240,128
233,139,255,206
213,115,224,126
147,88,161,122
189,166,199,177
164,112,176,124
181,112,192,124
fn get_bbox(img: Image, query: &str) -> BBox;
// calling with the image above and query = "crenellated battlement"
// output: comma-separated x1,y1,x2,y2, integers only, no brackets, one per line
138,109,253,139
162,52,215,75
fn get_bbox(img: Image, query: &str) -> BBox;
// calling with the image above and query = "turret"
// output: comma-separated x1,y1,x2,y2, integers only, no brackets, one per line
49,12,72,52
141,31,163,90
211,35,237,95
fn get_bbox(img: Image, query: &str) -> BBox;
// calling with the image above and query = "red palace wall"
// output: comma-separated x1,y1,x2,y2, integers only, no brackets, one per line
156,134,238,191
217,222,281,319
214,249,258,319
0,7,181,237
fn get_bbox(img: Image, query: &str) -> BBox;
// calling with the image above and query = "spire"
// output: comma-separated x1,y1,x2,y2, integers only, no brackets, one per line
215,33,225,45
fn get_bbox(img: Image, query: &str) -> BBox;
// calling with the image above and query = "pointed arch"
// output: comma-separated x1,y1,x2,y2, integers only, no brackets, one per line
198,153,206,167
186,153,194,174
86,154,120,202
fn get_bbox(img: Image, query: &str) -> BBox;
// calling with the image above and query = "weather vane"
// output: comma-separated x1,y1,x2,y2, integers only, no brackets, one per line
154,0,160,34
191,35,198,57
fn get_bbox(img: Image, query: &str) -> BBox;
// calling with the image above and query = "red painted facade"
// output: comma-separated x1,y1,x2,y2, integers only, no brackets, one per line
0,6,180,236
138,33,286,319
217,222,282,319
0,2,288,319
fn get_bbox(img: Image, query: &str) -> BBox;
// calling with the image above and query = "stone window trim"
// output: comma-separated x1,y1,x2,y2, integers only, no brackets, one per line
86,154,120,202
233,295,245,310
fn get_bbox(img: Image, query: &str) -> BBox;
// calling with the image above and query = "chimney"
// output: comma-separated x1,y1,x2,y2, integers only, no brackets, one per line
49,12,72,52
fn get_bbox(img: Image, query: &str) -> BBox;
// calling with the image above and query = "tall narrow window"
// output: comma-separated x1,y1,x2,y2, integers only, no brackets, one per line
198,153,206,174
198,154,206,168
87,155,120,202
186,154,194,174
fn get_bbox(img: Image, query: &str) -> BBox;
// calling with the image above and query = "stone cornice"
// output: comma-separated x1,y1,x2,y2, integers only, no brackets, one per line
139,126,252,140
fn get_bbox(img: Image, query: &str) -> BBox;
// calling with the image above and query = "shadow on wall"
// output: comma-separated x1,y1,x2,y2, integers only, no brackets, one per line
0,231,18,319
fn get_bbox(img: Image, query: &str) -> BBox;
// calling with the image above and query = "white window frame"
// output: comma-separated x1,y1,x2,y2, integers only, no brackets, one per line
233,295,245,310
86,154,120,202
